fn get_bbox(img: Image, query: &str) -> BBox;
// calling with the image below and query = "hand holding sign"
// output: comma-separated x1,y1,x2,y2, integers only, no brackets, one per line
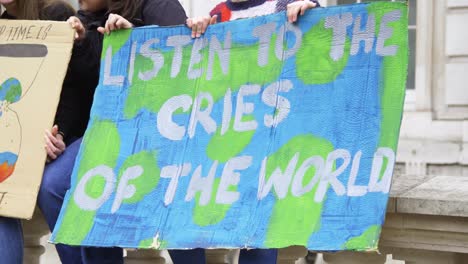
98,14,133,35
44,125,66,162
68,16,86,41
186,15,218,38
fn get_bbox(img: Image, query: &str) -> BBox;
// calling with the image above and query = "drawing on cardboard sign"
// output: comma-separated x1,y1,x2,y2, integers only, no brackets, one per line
0,44,47,183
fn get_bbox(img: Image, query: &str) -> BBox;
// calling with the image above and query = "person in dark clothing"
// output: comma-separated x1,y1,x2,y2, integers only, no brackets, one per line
37,0,188,263
52,10,106,147
0,2,75,263
53,0,188,148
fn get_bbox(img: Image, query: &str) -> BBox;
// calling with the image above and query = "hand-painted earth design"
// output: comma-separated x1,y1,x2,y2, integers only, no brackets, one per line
0,78,22,183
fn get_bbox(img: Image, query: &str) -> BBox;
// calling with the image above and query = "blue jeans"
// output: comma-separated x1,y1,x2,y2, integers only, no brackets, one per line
38,137,123,264
0,217,23,264
169,248,278,264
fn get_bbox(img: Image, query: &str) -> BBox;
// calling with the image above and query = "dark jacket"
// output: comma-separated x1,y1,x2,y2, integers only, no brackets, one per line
54,0,187,142
53,10,107,143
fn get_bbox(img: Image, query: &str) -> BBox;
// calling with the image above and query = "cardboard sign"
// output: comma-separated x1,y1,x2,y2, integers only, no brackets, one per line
53,2,408,251
0,20,74,219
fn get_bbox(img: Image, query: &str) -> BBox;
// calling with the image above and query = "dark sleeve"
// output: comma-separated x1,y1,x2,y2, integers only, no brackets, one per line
54,50,81,142
41,1,76,21
54,29,102,142
142,0,188,26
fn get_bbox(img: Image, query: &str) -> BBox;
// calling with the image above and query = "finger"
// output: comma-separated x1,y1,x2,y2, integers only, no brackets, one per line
301,5,307,16
116,17,132,29
108,15,117,32
77,23,85,33
45,130,59,145
54,148,64,156
210,15,218,25
52,145,63,156
44,135,59,153
196,21,203,37
67,16,77,26
46,128,58,140
187,18,196,38
123,20,133,29
47,130,65,151
74,22,83,33
104,19,110,35
111,14,121,27
291,8,299,23
201,20,209,34
191,24,197,38
105,16,113,35
97,27,105,35
287,7,294,23
115,18,125,29
52,125,59,136
78,30,85,40
45,145,57,160
69,20,80,32
186,18,193,28
56,139,66,152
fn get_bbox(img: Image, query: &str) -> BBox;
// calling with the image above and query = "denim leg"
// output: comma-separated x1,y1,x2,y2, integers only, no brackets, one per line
38,137,124,264
38,138,83,264
0,217,23,264
239,249,278,264
169,248,206,264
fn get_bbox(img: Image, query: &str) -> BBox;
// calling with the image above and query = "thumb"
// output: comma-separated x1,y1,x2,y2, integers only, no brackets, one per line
52,125,59,135
210,15,218,25
97,27,105,35
301,5,307,15
186,18,193,27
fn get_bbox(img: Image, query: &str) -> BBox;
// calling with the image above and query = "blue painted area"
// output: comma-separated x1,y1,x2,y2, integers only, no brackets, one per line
0,152,18,165
53,2,406,251
0,78,21,103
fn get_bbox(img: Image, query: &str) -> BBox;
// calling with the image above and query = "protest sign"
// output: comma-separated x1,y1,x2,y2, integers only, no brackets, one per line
53,2,408,251
0,20,73,219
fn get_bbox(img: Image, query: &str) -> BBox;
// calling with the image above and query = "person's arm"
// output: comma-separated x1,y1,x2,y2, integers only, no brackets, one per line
53,63,79,143
36,1,75,161
46,63,77,161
